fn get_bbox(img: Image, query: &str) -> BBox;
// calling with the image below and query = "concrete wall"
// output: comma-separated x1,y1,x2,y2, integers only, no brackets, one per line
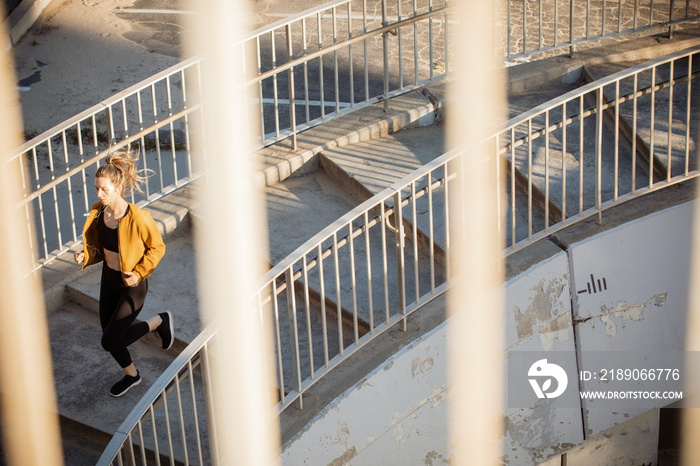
280,200,694,465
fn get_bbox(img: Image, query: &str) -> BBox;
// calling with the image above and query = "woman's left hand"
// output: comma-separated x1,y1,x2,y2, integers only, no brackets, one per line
123,271,140,287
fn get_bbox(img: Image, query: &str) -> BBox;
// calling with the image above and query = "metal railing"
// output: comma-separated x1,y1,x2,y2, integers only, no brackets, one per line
13,0,700,272
97,46,700,465
504,0,700,60
12,0,453,271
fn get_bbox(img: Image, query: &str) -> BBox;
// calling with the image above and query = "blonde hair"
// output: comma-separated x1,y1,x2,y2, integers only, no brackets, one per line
95,150,151,197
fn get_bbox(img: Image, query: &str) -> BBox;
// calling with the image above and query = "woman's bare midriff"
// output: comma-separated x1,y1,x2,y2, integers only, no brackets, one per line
104,249,121,271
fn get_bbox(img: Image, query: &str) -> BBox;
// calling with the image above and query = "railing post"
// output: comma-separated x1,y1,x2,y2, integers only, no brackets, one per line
595,87,603,224
668,0,676,38
382,0,390,112
393,191,407,331
286,24,298,150
285,267,303,409
569,0,574,58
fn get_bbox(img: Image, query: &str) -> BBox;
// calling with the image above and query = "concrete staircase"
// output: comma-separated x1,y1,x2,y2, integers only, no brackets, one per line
42,28,700,465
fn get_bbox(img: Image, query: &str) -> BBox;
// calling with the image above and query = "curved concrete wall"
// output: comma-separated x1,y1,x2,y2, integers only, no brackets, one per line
280,200,694,465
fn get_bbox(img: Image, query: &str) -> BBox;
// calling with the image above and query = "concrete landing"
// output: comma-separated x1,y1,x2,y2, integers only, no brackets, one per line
49,302,174,435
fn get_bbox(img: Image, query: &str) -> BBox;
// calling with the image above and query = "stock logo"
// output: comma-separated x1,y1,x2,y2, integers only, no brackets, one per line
528,359,568,399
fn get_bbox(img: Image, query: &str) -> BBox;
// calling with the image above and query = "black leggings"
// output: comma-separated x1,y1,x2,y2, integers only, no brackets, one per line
99,264,150,368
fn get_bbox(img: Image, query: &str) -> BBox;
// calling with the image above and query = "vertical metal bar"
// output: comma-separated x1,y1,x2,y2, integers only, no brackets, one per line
187,360,204,466
271,281,285,402
148,405,161,466
413,0,418,84
586,0,591,39
135,92,151,199
397,0,404,90
151,84,165,193
632,72,638,193
363,211,374,333
363,0,369,102
427,171,436,292
562,102,567,222
668,59,674,181
538,0,543,51
318,13,326,119
427,0,434,78
381,202,390,324
510,128,516,246
527,119,533,238
257,36,266,143
650,66,656,188
174,376,189,466
614,81,620,200
201,343,219,461
443,162,451,279
166,76,179,188
271,30,281,138
33,147,48,259
634,0,639,29
382,0,390,111
180,69,192,178
333,232,344,356
595,87,603,223
618,0,622,33
284,267,303,409
302,255,314,378
650,0,654,25
136,421,146,466
444,0,449,74
554,0,558,47
162,391,175,463
523,0,527,54
348,2,355,107
495,134,502,241
286,24,298,150
569,0,575,56
317,244,329,366
333,7,340,114
61,131,77,242
107,105,116,145
348,222,359,345
602,0,606,35
302,19,310,124
545,111,550,231
579,95,584,215
507,0,512,59
685,54,692,176
411,182,419,303
393,191,407,332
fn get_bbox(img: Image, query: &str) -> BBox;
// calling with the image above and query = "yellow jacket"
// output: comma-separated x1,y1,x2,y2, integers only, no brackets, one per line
82,201,166,283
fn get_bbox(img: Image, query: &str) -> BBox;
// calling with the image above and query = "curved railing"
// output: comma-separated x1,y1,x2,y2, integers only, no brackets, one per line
14,0,700,273
12,0,453,271
96,46,700,465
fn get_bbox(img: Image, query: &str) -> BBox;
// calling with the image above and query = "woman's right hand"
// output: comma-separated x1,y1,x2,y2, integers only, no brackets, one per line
74,251,85,264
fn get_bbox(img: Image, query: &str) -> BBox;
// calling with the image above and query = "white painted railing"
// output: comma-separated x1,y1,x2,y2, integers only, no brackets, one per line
96,46,700,465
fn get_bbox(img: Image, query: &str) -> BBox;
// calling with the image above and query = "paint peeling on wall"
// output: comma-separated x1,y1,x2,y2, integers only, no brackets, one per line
424,449,449,465
584,293,668,338
412,356,435,378
511,277,570,350
502,403,576,465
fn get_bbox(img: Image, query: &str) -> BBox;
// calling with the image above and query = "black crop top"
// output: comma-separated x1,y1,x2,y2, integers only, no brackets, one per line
97,206,128,252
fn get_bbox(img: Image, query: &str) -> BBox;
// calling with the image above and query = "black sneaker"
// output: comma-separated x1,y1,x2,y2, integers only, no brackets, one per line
157,311,175,350
110,372,141,397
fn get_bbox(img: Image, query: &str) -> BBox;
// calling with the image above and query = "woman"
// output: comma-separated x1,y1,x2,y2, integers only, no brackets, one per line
74,150,174,397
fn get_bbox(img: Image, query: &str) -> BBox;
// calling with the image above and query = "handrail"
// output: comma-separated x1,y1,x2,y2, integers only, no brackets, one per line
97,45,700,465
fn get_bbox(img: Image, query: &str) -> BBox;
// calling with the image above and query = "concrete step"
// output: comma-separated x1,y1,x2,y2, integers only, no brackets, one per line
583,58,700,179
48,302,175,441
266,170,362,265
